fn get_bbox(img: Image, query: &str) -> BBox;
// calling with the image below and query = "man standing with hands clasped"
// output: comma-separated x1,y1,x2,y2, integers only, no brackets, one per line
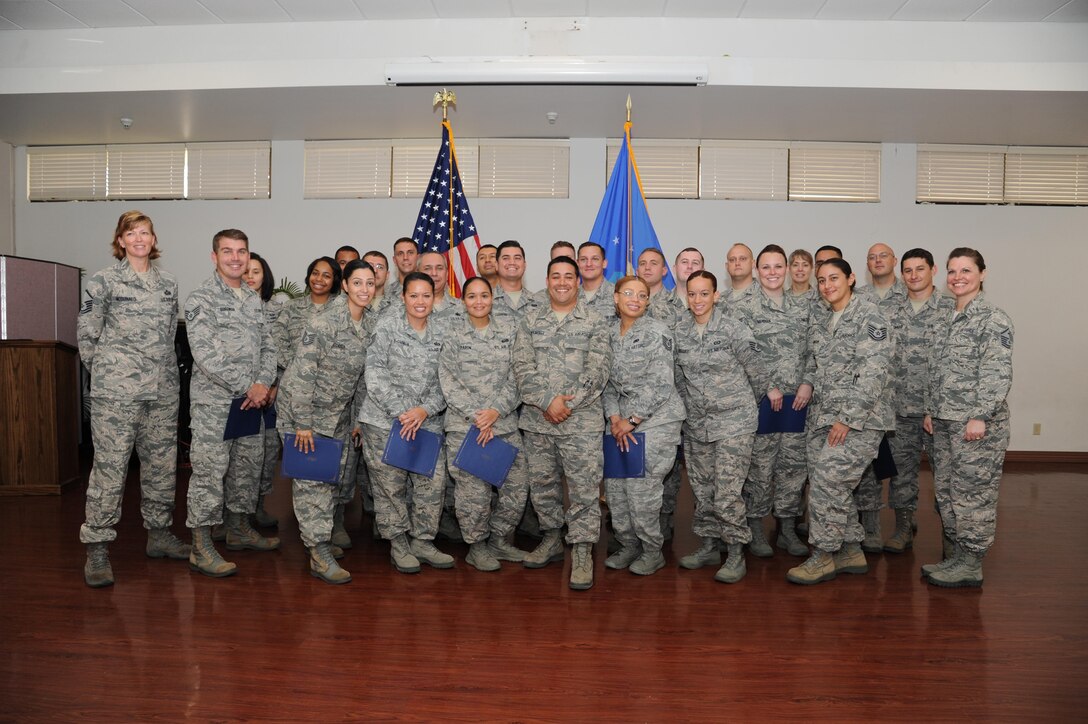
183,229,279,577
513,256,611,590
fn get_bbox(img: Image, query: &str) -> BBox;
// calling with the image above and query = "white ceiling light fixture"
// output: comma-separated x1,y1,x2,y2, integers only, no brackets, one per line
385,59,709,86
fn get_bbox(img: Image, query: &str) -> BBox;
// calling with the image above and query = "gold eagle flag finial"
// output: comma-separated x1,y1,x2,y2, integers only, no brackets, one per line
433,88,457,120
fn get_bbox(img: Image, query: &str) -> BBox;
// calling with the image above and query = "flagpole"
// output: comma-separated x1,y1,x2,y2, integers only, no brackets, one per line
434,89,458,298
625,95,634,276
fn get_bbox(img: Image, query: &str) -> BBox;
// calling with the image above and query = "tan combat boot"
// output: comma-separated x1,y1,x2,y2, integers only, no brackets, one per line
466,541,501,572
309,543,351,584
883,509,914,553
331,504,352,549
189,526,237,578
747,518,773,558
84,542,114,588
832,541,869,574
786,550,836,585
775,517,809,557
225,511,280,551
714,543,747,584
389,533,421,573
146,528,191,560
569,542,594,590
523,529,564,569
679,537,721,570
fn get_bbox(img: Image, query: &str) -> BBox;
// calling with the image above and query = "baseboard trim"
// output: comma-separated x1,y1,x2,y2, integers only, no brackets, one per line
1004,451,1088,464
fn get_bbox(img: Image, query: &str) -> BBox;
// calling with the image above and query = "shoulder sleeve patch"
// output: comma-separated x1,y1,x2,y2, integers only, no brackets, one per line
79,297,93,315
185,305,201,322
748,340,759,353
999,327,1012,350
661,334,673,352
867,323,888,341
301,330,316,346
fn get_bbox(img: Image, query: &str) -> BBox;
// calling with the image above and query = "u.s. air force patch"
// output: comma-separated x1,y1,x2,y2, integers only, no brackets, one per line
185,306,201,322
79,297,93,315
662,335,673,352
302,330,316,346
999,328,1012,349
867,323,888,341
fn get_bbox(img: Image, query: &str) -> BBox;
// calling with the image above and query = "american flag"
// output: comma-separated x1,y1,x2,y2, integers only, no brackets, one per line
412,120,481,298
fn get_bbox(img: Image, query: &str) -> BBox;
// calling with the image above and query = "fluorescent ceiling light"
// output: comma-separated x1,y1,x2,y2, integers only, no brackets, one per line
385,60,708,86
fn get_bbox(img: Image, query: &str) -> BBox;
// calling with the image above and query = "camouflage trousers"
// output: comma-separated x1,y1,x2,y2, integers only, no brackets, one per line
853,461,882,513
684,433,754,545
186,400,263,529
807,426,882,552
604,422,681,552
361,423,447,541
284,430,353,548
660,444,684,527
743,430,807,519
80,396,179,544
522,430,604,545
887,415,929,511
258,425,281,497
447,429,530,544
931,414,1009,557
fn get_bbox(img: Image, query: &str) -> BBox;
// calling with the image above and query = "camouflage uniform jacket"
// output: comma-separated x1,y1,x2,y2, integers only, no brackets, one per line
603,315,685,431
928,292,1013,423
184,272,276,403
273,295,337,376
803,294,895,432
890,289,955,417
358,312,446,433
674,306,763,443
729,284,810,396
646,287,685,330
855,278,908,322
277,296,372,438
77,258,179,401
579,278,616,320
716,281,758,312
512,300,611,436
492,284,545,326
439,315,521,436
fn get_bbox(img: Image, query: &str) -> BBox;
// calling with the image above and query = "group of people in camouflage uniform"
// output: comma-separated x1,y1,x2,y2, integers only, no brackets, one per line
78,210,1013,592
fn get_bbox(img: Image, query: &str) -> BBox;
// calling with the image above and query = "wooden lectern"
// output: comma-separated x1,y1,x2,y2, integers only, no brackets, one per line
0,256,81,494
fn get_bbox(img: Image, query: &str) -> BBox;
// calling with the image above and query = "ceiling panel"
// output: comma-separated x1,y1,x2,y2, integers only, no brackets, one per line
664,0,744,17
277,0,363,23
969,0,1071,21
817,0,904,21
122,0,221,25
0,0,85,29
51,0,151,27
432,0,513,19
589,0,666,17
739,0,825,20
1046,0,1088,21
353,0,438,20
197,0,292,24
511,0,588,16
894,0,989,22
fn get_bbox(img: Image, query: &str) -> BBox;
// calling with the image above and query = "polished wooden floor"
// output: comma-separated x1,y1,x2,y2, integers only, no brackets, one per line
1,459,1086,722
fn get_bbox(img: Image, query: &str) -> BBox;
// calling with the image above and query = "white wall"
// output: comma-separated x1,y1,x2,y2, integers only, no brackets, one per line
0,141,12,254
13,139,1088,452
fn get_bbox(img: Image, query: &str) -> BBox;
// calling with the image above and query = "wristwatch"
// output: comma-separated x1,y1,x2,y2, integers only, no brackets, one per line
626,415,640,427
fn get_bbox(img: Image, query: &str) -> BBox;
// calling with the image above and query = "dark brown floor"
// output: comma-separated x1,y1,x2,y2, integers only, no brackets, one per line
1,460,1086,722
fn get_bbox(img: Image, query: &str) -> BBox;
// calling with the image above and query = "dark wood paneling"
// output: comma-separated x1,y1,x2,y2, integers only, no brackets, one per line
0,461,1085,720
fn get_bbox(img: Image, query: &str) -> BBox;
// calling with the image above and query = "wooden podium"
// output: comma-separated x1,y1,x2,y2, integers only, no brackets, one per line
0,256,83,495
0,341,80,494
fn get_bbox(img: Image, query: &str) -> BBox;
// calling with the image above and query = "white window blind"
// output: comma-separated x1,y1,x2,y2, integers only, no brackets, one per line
1005,147,1088,206
187,142,270,200
788,143,881,202
606,139,699,199
27,146,107,201
699,141,788,200
479,140,569,198
106,144,185,200
392,140,478,198
304,140,391,199
916,145,1006,204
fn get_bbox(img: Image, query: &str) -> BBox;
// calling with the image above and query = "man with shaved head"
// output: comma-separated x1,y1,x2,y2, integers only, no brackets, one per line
852,242,908,552
721,243,758,308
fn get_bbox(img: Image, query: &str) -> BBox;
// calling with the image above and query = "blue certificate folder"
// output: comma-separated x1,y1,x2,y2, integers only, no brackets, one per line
603,432,645,479
281,433,345,485
452,426,519,488
381,421,443,478
757,395,808,435
223,397,263,440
